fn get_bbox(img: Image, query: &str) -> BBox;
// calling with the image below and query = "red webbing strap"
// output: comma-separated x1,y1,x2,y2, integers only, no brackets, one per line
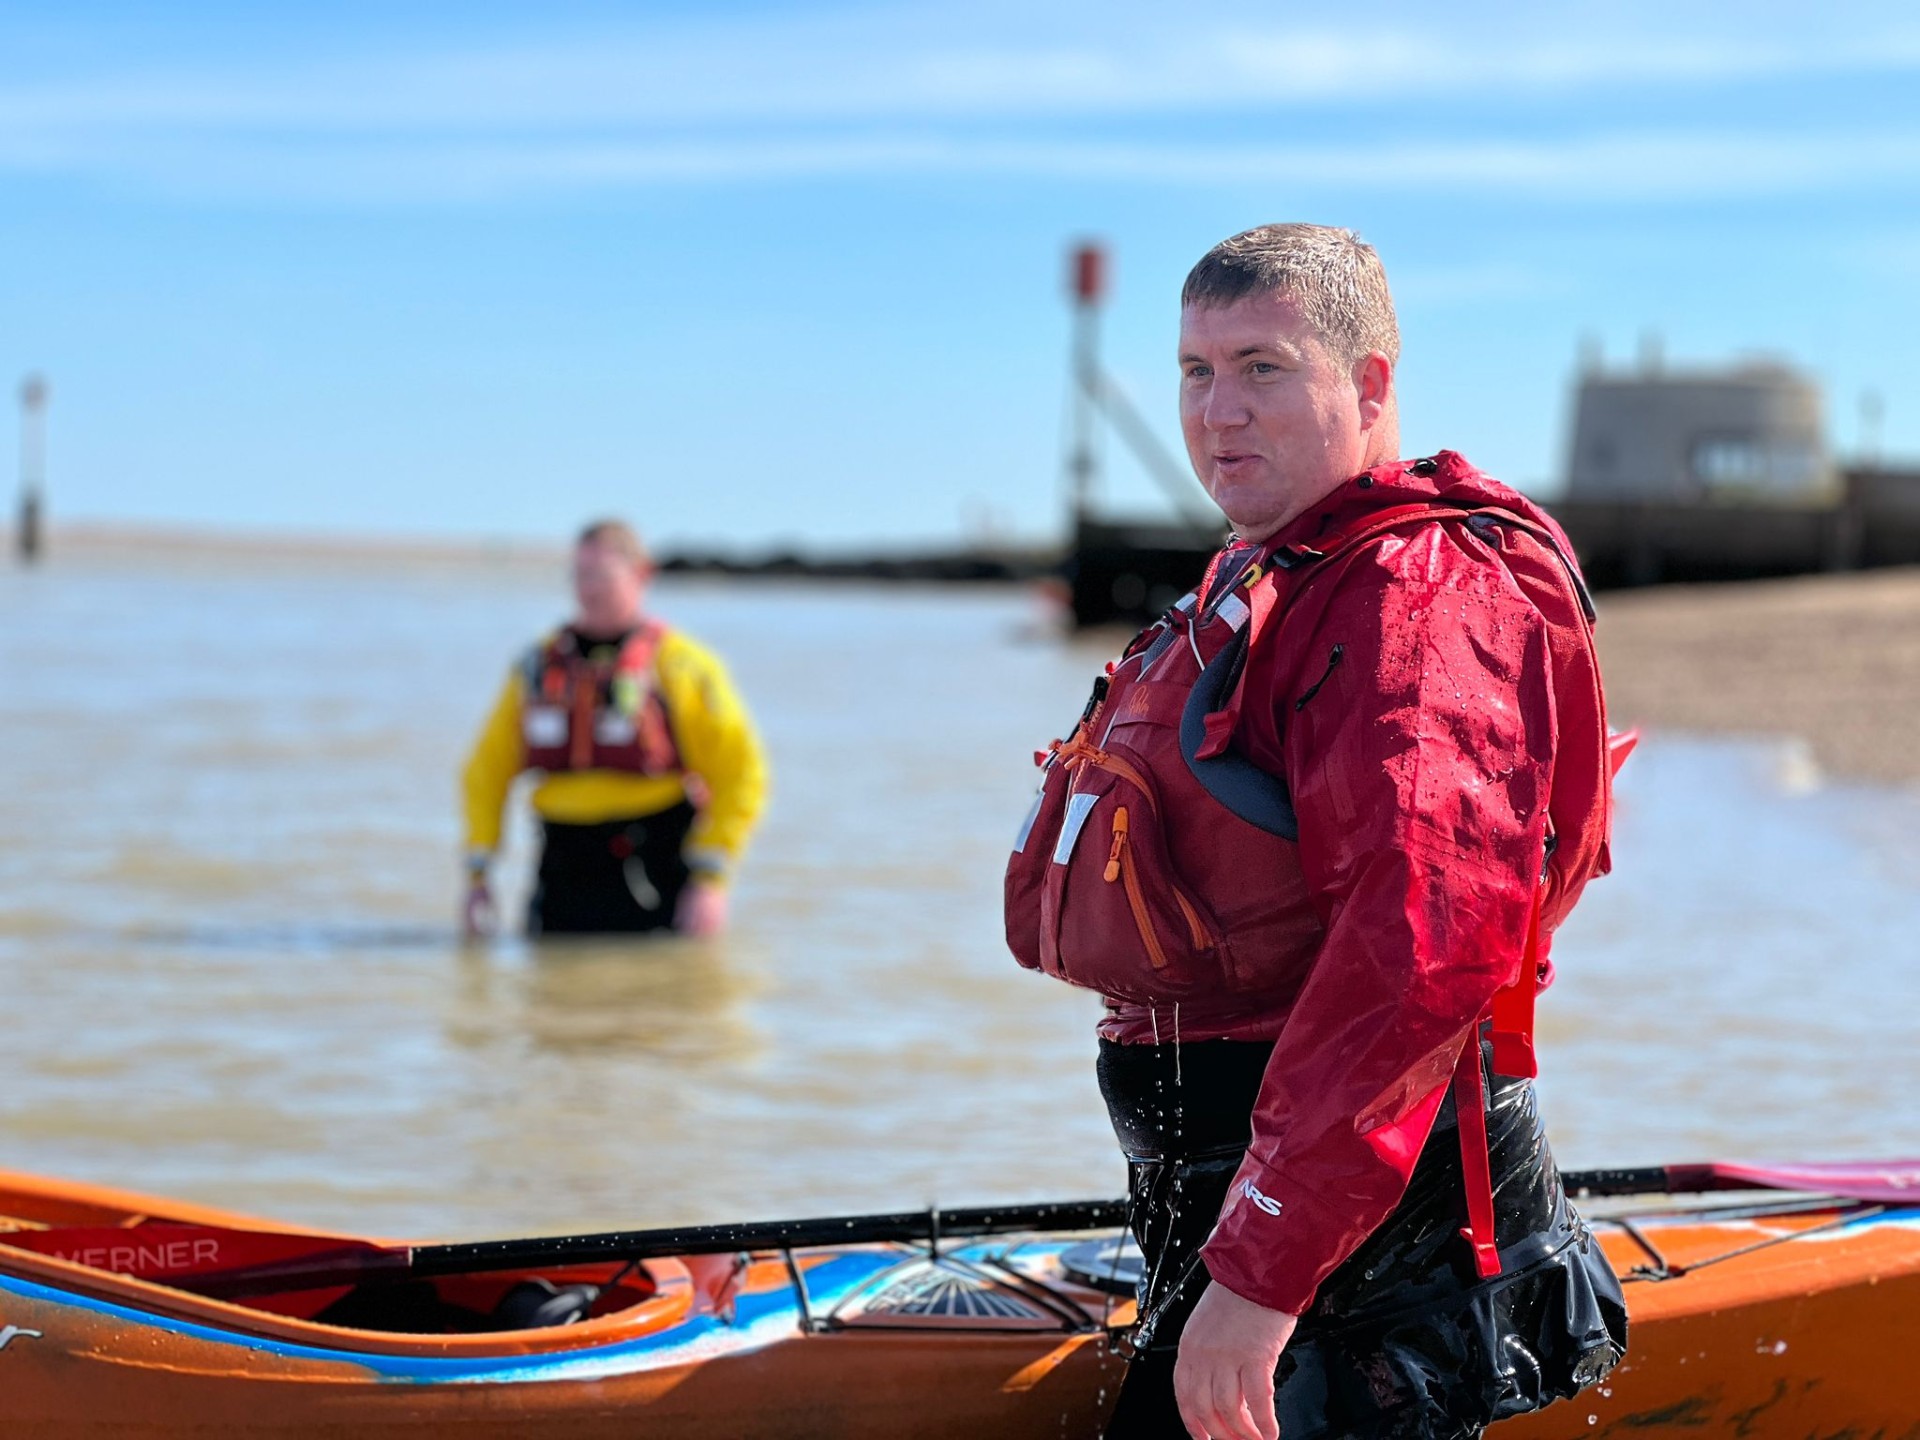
567,656,596,769
1459,873,1549,1279
1194,570,1281,759
1489,885,1544,1080
1453,1037,1502,1279
1460,877,1549,1279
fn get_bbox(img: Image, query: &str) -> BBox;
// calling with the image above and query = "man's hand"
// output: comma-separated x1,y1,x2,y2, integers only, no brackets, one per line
1173,1281,1299,1440
462,877,497,940
675,878,729,937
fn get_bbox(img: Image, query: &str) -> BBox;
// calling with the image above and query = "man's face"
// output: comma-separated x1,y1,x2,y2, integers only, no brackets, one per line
571,540,649,633
1178,290,1387,543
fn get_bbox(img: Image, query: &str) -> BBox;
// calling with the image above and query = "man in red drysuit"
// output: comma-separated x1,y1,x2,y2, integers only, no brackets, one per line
1004,225,1627,1439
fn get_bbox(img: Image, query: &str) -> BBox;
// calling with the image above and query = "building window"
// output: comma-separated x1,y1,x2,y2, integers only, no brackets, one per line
1690,436,1822,494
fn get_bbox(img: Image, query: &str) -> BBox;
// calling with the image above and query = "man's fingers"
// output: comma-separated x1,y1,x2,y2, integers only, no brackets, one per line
1174,1354,1209,1439
1241,1360,1280,1440
1206,1367,1239,1439
461,886,494,939
1177,1353,1232,1440
1173,1360,1279,1440
1175,1380,1211,1440
1212,1366,1264,1440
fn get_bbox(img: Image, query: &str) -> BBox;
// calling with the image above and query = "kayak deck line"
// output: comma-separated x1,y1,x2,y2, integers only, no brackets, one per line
1605,1203,1891,1283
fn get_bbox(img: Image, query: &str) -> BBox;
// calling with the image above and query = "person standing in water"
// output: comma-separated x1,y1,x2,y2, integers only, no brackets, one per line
1005,225,1628,1438
462,520,767,938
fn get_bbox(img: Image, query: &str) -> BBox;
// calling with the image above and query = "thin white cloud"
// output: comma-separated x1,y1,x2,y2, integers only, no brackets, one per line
14,126,1917,207
3,5,1917,205
2,12,1919,134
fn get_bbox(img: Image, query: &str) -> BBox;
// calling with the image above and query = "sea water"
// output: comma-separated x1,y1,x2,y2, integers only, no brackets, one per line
1,549,1915,1237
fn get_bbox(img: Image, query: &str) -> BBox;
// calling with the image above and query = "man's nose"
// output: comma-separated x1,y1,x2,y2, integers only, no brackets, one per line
1201,379,1250,431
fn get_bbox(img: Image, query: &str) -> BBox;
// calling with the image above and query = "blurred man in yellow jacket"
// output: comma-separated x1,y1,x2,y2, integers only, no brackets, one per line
462,520,768,938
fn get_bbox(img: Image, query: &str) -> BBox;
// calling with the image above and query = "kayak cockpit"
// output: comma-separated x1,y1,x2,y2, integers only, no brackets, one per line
0,1210,672,1336
282,1261,662,1333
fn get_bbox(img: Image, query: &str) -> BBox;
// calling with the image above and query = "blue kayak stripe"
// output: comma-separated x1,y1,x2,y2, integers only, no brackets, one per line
1836,1204,1920,1231
0,1250,901,1384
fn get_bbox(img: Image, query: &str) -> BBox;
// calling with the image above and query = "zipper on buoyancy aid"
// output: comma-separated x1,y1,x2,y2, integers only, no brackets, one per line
1098,794,1213,975
1103,806,1168,971
1079,755,1216,950
1103,807,1128,883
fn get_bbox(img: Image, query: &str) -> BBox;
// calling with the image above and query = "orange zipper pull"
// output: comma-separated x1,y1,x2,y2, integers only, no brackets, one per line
1104,806,1129,882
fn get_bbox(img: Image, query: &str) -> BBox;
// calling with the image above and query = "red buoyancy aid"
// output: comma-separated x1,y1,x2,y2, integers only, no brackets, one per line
519,623,681,776
1005,454,1619,1286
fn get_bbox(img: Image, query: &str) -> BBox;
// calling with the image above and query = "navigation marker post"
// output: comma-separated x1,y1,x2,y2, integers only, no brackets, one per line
17,373,47,564
1066,243,1105,523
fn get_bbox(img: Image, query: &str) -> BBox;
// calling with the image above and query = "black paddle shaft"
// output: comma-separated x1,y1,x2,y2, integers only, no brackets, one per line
410,1168,1714,1279
1561,1166,1675,1199
203,1166,1746,1298
408,1198,1134,1279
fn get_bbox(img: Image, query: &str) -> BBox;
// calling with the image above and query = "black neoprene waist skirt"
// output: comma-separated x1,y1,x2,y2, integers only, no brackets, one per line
1096,1038,1627,1440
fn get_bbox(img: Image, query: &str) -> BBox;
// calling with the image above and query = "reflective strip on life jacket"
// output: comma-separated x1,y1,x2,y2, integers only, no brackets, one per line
523,622,679,776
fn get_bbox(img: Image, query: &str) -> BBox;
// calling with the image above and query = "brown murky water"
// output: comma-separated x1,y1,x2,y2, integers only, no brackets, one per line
2,552,1916,1241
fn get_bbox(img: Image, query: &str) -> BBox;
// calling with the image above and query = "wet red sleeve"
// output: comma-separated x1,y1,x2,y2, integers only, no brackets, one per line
1199,524,1556,1316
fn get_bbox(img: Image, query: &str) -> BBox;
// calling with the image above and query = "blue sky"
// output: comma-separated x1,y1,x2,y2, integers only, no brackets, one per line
2,1,1916,550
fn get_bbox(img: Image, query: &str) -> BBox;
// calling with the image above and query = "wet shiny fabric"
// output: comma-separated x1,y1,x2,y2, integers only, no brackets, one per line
1096,1039,1626,1439
529,801,696,935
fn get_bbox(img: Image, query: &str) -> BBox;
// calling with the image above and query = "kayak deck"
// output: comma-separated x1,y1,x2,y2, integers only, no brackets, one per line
1,1166,1916,1437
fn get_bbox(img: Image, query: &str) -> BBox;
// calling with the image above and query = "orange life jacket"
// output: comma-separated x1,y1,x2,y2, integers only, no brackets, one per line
519,624,681,777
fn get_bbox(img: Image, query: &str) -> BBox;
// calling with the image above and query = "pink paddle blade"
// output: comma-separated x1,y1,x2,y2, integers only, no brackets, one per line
1665,1160,1920,1204
1607,728,1640,778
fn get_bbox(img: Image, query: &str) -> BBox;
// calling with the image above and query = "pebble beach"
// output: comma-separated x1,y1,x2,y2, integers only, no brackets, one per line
1596,567,1920,787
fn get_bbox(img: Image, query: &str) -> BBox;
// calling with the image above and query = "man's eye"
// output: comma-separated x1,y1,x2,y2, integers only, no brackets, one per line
1250,362,1277,374
1183,365,1211,380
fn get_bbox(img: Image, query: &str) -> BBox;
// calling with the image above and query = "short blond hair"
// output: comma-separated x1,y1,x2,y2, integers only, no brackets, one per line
1182,224,1399,367
576,518,650,568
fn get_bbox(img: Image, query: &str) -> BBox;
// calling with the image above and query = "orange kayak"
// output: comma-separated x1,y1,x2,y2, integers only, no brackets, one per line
1,1163,1915,1437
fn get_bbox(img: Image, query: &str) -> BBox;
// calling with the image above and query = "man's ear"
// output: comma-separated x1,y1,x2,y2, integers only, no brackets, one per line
1354,351,1393,432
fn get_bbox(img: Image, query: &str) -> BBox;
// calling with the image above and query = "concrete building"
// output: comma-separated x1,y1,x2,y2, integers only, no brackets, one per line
1551,353,1920,586
1565,360,1836,507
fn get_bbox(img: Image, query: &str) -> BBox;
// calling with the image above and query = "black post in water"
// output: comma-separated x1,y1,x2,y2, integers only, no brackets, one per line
17,374,47,564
